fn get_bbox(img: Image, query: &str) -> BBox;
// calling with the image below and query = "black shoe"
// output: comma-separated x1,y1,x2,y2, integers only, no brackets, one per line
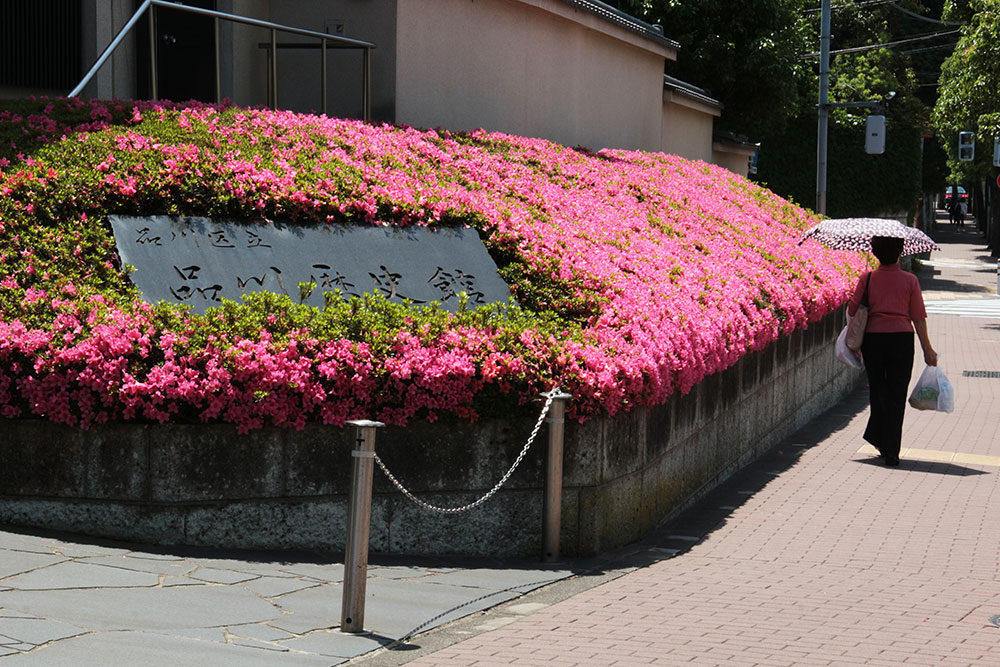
885,457,900,467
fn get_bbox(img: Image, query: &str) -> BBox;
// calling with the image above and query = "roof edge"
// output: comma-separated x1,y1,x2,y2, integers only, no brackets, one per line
560,0,681,50
663,75,722,109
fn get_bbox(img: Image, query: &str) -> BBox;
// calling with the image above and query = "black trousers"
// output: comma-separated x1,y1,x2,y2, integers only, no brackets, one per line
861,332,914,459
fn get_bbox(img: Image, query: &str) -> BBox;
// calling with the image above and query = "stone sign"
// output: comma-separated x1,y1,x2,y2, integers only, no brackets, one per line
110,216,512,314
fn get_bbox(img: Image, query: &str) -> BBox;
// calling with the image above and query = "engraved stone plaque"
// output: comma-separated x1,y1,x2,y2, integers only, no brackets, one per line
110,216,512,314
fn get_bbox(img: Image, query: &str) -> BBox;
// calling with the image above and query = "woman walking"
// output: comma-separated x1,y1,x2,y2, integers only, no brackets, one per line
847,236,937,466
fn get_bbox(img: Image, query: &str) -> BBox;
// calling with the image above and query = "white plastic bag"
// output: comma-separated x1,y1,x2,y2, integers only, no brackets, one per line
834,324,863,369
908,365,955,413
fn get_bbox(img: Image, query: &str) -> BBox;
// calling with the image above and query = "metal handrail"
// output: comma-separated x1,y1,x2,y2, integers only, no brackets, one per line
69,0,375,119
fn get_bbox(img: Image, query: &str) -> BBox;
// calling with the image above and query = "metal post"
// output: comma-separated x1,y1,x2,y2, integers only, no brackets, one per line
321,38,328,115
816,0,831,216
542,393,571,562
362,46,371,122
149,5,158,101
341,419,383,633
270,28,278,109
214,16,221,104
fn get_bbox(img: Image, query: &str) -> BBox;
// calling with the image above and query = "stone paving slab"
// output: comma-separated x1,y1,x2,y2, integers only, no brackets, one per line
0,529,578,664
76,554,197,576
2,562,160,591
241,575,321,598
0,618,86,647
0,554,66,582
0,630,337,667
0,586,281,632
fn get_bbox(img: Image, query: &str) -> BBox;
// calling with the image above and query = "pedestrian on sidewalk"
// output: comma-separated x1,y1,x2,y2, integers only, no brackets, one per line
848,236,938,466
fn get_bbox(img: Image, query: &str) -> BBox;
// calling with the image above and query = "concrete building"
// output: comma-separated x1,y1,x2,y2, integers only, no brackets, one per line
1,0,753,175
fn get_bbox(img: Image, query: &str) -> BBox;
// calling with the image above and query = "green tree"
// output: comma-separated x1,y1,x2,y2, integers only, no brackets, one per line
612,0,813,136
822,0,950,129
932,0,1000,252
612,1,952,217
758,0,950,217
941,0,977,19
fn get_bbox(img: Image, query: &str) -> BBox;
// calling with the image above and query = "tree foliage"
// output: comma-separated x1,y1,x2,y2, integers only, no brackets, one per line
762,0,944,215
822,0,949,130
611,1,948,137
610,1,953,215
932,0,1000,252
932,0,1000,176
611,0,813,135
754,112,923,218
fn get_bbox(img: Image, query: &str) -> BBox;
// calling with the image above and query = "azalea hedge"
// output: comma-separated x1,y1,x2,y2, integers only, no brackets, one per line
0,98,867,432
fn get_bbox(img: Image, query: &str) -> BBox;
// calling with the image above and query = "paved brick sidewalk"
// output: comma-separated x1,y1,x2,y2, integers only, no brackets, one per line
394,222,1000,665
916,217,998,300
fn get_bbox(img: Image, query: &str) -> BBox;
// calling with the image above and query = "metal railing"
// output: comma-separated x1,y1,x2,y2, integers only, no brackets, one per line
69,0,375,119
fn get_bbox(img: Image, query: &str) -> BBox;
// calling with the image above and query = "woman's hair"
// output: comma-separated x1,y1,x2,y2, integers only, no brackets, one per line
871,236,904,264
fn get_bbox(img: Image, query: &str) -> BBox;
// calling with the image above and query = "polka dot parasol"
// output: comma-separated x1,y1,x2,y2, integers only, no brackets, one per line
800,218,940,255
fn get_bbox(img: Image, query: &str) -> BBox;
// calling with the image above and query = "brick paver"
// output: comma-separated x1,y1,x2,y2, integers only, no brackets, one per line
404,217,1000,665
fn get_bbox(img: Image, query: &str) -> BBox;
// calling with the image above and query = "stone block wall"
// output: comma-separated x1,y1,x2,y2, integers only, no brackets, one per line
0,309,858,557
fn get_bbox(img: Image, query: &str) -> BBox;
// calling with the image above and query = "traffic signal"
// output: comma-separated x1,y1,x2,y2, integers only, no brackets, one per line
958,132,975,161
865,115,885,154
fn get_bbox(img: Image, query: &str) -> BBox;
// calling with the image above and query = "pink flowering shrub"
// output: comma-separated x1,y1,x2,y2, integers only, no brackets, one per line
0,98,867,432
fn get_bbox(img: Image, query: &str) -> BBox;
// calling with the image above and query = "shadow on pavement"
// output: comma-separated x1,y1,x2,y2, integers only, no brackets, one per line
594,383,873,570
930,228,994,260
853,457,990,476
914,272,995,296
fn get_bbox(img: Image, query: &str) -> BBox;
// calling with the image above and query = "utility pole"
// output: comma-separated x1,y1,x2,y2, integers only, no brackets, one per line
816,0,831,215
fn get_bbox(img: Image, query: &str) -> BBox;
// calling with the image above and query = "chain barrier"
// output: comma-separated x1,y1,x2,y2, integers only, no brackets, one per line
373,388,561,514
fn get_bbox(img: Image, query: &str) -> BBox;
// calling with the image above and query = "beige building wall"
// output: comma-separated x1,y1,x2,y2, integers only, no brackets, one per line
79,0,138,100
395,0,675,151
712,143,755,178
661,92,719,163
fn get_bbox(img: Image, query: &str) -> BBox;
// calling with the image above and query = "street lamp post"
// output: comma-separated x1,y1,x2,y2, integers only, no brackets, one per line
815,0,892,216
816,0,832,216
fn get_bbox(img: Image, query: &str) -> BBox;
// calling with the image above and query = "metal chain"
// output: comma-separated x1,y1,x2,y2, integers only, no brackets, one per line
373,388,561,514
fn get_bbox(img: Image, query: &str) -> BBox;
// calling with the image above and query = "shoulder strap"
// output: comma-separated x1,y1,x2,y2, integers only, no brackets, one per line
861,271,871,308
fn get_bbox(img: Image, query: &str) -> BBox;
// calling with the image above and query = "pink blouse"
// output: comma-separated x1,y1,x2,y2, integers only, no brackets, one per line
846,264,927,333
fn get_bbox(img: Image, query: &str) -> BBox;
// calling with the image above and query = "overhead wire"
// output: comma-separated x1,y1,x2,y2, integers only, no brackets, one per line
801,0,893,13
801,28,960,58
886,2,963,26
794,3,961,96
899,42,959,55
802,0,964,26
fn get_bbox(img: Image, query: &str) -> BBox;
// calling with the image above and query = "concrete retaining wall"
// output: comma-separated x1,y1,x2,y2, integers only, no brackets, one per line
0,309,858,557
